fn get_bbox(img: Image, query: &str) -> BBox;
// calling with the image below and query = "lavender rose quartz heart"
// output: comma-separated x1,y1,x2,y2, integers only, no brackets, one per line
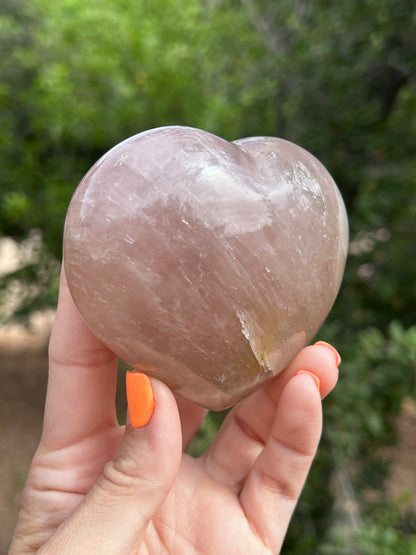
63,126,348,410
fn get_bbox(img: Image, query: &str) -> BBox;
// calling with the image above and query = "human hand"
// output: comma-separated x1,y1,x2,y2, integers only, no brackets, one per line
9,269,339,554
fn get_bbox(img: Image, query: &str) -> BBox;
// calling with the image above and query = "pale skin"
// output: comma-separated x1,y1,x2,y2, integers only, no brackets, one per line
10,271,339,554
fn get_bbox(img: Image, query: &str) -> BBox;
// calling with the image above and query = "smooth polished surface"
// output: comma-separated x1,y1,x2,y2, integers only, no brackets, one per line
64,126,348,410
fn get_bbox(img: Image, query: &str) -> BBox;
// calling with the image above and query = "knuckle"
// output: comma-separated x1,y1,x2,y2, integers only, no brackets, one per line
98,454,170,503
100,456,143,493
254,465,300,502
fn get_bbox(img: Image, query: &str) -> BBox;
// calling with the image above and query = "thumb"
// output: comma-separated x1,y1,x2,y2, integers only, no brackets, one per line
43,373,182,554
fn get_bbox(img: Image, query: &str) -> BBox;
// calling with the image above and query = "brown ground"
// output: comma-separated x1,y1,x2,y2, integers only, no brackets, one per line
1,322,415,554
0,322,50,554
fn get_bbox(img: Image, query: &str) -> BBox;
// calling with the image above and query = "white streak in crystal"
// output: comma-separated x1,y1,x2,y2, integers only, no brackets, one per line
125,235,136,244
113,153,129,167
293,161,322,197
237,309,266,368
79,188,96,222
237,310,251,341
194,165,273,235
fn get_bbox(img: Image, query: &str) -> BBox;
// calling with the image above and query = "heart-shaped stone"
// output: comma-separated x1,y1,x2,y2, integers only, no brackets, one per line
63,126,348,410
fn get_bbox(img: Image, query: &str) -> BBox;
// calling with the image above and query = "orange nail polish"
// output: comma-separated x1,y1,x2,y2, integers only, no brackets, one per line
314,340,342,367
126,372,155,428
295,369,321,392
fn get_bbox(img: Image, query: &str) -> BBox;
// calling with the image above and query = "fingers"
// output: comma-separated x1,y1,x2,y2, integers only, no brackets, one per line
240,370,323,551
40,377,182,554
202,343,339,490
42,268,119,451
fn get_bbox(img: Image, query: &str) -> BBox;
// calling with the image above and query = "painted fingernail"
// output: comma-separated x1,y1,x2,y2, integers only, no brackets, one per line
126,372,155,428
314,340,342,367
295,369,321,392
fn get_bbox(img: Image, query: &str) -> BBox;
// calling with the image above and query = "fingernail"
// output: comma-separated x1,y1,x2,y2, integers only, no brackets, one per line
126,372,155,428
314,341,342,367
295,369,321,392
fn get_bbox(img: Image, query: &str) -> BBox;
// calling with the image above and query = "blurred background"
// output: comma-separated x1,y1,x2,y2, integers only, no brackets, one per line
1,0,415,552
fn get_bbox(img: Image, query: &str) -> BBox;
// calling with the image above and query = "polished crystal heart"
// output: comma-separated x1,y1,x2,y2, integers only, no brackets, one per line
63,126,348,410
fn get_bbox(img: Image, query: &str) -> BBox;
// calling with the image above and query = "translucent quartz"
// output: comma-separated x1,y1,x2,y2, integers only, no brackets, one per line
63,126,349,410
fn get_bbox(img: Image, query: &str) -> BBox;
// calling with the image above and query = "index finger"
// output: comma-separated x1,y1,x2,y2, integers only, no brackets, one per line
41,268,119,451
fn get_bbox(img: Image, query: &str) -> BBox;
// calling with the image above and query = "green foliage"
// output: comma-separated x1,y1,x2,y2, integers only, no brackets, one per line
321,507,416,555
322,522,416,555
355,523,416,555
328,322,416,462
1,0,416,551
